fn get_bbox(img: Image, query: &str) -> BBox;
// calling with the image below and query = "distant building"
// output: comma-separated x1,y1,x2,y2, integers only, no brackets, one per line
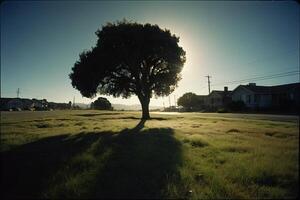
47,102,71,110
231,83,300,112
206,87,232,110
0,98,70,111
164,106,179,112
0,98,33,111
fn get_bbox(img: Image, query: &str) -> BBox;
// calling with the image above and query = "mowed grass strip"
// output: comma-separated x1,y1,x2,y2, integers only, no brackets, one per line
0,110,298,199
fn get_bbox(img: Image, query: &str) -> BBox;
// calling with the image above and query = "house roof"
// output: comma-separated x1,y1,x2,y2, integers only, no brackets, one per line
208,90,232,97
240,82,300,94
0,98,18,105
0,98,41,107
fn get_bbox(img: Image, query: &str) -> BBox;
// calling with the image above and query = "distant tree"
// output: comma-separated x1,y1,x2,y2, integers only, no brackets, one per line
69,20,186,119
91,97,112,110
68,101,72,109
177,92,199,110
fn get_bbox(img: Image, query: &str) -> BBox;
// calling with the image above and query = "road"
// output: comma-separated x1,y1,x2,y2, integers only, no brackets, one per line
152,112,299,122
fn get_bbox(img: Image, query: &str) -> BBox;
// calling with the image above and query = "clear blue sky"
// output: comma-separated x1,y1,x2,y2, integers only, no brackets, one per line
1,1,299,106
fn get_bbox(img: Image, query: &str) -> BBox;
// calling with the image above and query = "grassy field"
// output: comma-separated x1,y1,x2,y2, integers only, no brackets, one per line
0,110,298,199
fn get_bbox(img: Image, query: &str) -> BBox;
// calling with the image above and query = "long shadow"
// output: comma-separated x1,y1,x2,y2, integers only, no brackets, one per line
75,114,167,121
0,132,111,198
1,119,183,198
75,113,121,117
90,126,183,199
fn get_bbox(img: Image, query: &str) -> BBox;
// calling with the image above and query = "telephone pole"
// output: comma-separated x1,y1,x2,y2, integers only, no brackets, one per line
174,95,176,107
168,95,171,107
73,96,75,108
205,75,211,94
16,88,20,98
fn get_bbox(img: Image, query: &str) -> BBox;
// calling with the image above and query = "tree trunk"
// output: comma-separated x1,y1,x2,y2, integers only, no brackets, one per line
139,96,150,119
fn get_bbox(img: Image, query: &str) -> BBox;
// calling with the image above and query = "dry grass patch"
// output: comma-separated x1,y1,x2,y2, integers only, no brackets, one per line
182,136,209,148
221,146,252,153
0,111,298,199
226,129,241,133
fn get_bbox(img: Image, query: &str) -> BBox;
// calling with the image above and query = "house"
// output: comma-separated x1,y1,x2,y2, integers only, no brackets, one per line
48,102,71,110
21,98,35,110
206,87,232,110
0,98,50,111
0,98,24,111
0,98,13,110
231,83,300,112
32,98,48,110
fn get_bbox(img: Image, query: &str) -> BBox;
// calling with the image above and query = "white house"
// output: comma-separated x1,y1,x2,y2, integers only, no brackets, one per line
231,83,300,109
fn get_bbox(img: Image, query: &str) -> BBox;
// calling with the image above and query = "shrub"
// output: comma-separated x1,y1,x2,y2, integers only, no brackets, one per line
228,101,246,111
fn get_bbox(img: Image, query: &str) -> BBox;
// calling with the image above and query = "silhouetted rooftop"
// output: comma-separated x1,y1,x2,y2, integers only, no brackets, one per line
240,82,300,94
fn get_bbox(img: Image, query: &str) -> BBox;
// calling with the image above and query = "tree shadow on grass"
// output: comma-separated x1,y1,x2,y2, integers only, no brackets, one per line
90,127,183,199
75,114,168,121
1,120,183,199
75,113,121,117
0,132,112,198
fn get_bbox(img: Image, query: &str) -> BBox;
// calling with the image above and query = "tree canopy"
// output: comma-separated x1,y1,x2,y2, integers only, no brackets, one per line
91,97,112,110
177,92,200,110
69,20,186,119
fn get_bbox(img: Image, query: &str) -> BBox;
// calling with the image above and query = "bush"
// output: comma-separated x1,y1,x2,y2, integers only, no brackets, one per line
91,97,112,110
217,108,228,113
228,101,246,111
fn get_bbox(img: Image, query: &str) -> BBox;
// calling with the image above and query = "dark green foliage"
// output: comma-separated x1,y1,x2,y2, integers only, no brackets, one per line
69,20,186,119
91,97,112,110
228,100,246,111
217,108,228,113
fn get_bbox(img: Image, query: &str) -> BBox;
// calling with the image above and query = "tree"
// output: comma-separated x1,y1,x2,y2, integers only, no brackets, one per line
69,20,186,119
177,92,199,110
91,97,112,110
68,101,72,109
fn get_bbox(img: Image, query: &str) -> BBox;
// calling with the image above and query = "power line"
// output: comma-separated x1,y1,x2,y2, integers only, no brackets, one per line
205,75,211,94
211,70,300,87
209,48,299,72
212,73,299,87
204,47,298,88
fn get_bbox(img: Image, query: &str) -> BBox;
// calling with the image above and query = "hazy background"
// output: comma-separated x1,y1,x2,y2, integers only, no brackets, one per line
1,1,299,107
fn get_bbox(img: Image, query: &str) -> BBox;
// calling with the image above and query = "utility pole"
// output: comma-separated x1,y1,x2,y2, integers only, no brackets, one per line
205,75,211,94
168,95,171,107
16,88,20,98
174,95,176,107
73,96,75,108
